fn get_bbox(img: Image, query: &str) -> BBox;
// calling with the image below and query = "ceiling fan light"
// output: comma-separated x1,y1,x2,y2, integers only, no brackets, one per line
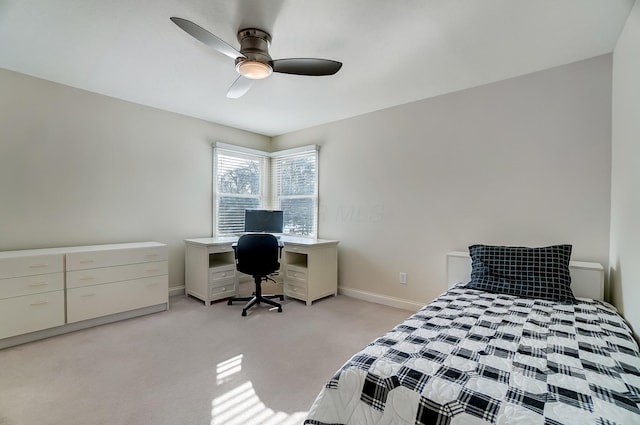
237,60,273,80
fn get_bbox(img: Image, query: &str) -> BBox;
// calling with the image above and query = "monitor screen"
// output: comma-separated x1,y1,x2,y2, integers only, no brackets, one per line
244,209,284,233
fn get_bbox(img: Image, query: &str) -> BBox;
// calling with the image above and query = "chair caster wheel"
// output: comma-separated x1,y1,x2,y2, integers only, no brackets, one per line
279,295,284,301
277,307,282,313
227,300,232,305
242,310,247,317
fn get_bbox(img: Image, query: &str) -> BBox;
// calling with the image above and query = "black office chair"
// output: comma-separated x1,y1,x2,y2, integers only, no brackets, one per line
227,233,284,316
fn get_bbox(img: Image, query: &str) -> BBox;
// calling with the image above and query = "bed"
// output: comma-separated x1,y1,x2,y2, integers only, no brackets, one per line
304,245,640,425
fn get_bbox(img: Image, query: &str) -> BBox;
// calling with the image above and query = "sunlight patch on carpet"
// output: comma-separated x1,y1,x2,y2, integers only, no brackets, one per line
211,355,307,425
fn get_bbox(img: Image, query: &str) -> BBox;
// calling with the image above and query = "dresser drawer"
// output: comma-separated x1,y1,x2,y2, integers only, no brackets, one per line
0,273,64,299
66,246,168,271
0,254,64,280
66,261,168,288
0,291,65,339
67,275,168,323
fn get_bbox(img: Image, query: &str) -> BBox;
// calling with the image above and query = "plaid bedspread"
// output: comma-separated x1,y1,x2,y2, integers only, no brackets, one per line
305,286,640,425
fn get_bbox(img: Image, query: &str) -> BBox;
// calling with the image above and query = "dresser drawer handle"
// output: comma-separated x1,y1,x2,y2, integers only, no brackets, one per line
145,269,160,273
80,293,96,297
30,300,49,306
29,282,49,287
28,263,49,269
146,282,159,287
80,277,95,281
144,253,159,258
79,259,95,264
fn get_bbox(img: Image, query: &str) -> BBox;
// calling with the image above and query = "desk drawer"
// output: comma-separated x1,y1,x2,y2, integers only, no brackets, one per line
67,261,168,288
0,254,64,280
0,273,64,299
284,245,310,255
0,291,65,339
209,266,236,283
209,283,237,300
66,246,168,271
284,281,308,299
285,266,307,284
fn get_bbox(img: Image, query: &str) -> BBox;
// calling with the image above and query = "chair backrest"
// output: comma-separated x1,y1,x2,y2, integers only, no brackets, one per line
235,233,280,277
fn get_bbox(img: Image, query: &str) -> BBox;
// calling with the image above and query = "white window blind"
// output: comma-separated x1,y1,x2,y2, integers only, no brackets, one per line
271,146,318,237
213,145,268,235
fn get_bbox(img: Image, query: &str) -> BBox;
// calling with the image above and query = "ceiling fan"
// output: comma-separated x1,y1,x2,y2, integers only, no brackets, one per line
170,17,343,99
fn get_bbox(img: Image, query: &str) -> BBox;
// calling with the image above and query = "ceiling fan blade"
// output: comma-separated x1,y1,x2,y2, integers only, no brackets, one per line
170,17,244,60
272,58,342,76
226,76,255,99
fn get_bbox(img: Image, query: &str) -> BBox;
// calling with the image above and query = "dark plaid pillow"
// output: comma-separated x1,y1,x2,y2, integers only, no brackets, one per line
465,244,575,303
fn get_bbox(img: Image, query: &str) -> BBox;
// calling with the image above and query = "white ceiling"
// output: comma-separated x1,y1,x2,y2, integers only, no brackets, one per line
0,0,634,136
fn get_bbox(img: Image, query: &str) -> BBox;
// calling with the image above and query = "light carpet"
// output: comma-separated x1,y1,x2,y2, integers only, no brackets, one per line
0,290,412,425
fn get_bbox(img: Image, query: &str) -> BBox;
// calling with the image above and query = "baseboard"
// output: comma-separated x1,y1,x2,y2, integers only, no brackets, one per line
169,285,185,297
338,286,423,312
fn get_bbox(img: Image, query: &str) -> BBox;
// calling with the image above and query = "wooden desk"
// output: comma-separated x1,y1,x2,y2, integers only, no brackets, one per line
184,236,339,306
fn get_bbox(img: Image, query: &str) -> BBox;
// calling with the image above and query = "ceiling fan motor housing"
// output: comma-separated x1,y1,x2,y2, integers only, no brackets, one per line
235,28,273,66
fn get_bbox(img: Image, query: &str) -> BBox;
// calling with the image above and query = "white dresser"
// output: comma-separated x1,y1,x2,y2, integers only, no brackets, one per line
0,251,65,339
0,242,168,349
65,242,168,322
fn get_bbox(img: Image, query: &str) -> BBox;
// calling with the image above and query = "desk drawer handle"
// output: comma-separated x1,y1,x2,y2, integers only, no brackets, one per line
146,282,159,287
29,282,49,287
28,263,49,269
30,300,49,306
79,259,95,264
80,277,95,281
145,269,160,273
80,293,96,298
144,253,159,258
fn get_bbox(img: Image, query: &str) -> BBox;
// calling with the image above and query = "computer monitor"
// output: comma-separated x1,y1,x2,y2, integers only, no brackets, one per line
244,209,284,234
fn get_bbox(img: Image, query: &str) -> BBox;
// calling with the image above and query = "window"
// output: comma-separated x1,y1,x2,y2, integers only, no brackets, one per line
213,145,268,235
271,146,318,237
213,143,318,237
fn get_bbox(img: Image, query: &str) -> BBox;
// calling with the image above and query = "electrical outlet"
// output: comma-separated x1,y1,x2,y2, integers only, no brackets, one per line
399,272,407,284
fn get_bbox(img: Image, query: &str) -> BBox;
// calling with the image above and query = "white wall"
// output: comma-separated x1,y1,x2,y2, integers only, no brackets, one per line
0,53,615,309
0,68,270,290
611,1,640,337
273,55,612,306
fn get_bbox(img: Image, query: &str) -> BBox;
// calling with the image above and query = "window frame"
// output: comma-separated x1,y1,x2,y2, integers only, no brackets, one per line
212,143,269,236
270,145,319,238
212,143,319,238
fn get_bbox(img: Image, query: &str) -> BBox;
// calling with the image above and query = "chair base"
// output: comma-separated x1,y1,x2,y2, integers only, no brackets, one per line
227,275,284,316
